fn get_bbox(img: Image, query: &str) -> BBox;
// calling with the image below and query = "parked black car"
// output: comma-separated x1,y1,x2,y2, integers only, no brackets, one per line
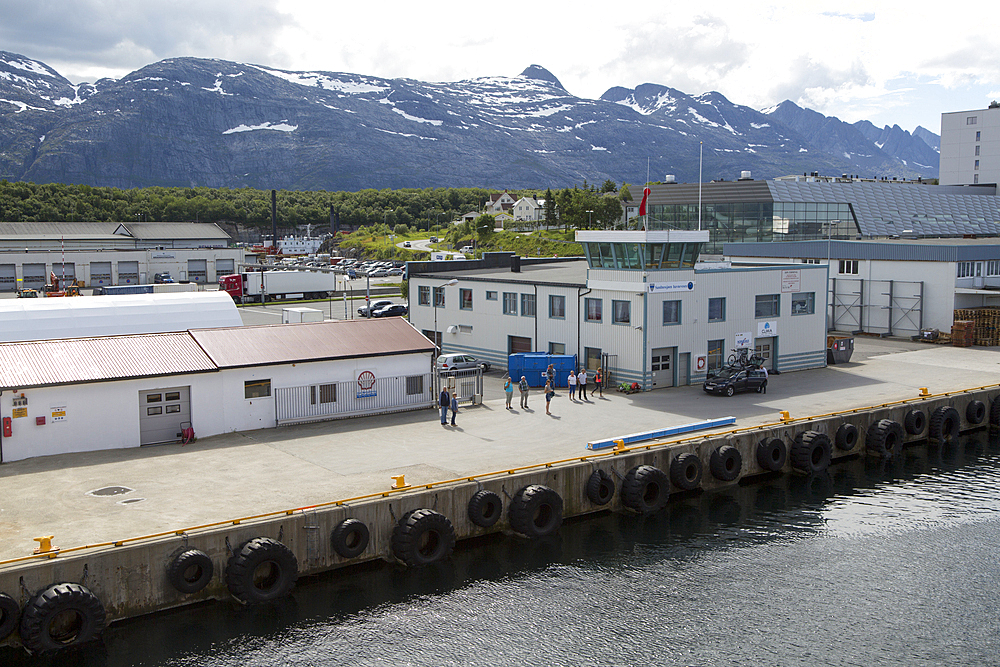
371,304,408,318
703,367,767,396
358,299,394,317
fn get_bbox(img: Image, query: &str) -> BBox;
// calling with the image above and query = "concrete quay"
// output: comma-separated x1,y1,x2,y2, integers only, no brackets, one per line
1,336,998,565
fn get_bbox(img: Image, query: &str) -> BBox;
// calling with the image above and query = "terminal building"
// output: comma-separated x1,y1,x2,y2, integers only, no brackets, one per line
407,242,828,390
0,222,243,291
939,102,1000,186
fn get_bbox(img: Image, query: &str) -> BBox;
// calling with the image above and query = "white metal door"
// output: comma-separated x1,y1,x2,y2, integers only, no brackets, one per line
139,387,191,445
754,338,776,370
651,347,674,388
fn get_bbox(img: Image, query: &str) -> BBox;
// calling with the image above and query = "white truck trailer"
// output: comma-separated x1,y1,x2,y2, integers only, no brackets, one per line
219,270,334,304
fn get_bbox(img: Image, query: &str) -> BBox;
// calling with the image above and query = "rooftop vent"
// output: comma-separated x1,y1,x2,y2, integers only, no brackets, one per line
664,174,676,184
738,171,753,181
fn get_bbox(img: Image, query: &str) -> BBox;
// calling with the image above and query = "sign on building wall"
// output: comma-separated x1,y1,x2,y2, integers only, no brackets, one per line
757,321,778,337
735,332,752,349
50,406,67,422
695,355,707,372
357,370,377,398
647,281,695,293
781,269,801,293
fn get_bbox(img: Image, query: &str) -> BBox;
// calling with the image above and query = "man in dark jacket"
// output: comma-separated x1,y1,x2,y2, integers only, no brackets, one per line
439,388,450,425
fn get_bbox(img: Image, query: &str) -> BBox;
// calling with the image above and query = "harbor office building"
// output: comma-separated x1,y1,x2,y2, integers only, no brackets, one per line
407,235,827,391
0,319,436,463
0,222,244,290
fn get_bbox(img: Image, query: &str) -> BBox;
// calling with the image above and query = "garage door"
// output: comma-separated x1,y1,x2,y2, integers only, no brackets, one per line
139,387,191,445
91,261,112,286
0,264,15,292
22,263,46,289
188,259,207,283
52,263,75,284
216,258,235,278
118,261,139,285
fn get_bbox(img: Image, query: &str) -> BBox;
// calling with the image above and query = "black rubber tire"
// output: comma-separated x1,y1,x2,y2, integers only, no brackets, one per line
166,548,214,595
331,518,370,558
725,385,735,397
929,406,961,442
904,410,926,436
585,469,615,506
756,438,787,472
967,400,986,425
508,485,563,537
467,490,503,527
621,465,669,514
0,592,19,641
391,508,456,566
18,582,106,655
709,445,742,482
791,431,832,474
867,419,904,459
834,423,859,451
991,399,1000,428
670,453,703,491
225,537,298,604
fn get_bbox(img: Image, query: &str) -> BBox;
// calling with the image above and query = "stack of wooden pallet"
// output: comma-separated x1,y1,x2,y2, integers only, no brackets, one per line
953,308,1000,346
951,320,976,347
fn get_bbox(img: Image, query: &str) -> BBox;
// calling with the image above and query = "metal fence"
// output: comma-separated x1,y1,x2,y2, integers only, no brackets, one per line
432,367,484,406
275,372,434,425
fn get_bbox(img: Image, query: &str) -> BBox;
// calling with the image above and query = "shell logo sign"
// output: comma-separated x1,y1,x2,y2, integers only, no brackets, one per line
357,370,377,398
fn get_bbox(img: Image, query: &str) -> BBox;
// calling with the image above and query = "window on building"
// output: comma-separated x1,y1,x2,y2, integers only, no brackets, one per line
975,160,980,170
406,375,424,395
433,286,445,307
987,260,1000,276
976,131,981,141
791,292,815,315
503,292,517,315
707,339,724,372
957,261,974,278
839,260,859,275
975,174,980,184
244,379,271,399
521,293,536,317
418,285,430,306
486,290,498,301
311,383,335,404
968,116,978,125
549,294,566,319
459,288,473,310
800,258,821,264
976,146,981,156
585,298,602,322
708,297,725,322
755,294,780,318
663,300,681,325
612,300,631,325
549,342,566,355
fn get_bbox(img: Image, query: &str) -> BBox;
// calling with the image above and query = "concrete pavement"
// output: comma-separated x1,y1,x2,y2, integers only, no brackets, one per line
2,336,999,563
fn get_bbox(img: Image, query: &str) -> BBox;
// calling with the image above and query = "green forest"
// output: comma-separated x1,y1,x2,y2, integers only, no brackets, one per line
0,179,632,232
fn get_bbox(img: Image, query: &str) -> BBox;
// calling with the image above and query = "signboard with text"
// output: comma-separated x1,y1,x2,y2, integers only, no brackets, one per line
781,269,801,293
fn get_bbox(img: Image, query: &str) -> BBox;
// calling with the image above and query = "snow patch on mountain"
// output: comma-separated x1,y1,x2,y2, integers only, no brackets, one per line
392,108,442,125
250,65,388,95
223,121,297,134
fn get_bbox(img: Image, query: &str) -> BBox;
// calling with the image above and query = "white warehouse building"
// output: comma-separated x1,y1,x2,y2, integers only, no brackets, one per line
407,232,828,390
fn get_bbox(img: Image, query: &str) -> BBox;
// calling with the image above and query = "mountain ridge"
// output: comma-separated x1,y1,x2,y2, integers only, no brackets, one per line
0,51,940,191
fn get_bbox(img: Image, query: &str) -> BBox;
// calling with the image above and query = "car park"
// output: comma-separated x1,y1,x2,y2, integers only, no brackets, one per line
372,303,408,318
436,353,491,373
703,367,767,396
358,299,394,317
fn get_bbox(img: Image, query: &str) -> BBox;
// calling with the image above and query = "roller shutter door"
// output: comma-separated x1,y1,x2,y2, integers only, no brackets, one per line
188,259,207,283
22,263,46,289
139,387,191,446
0,264,15,292
118,261,139,285
91,261,112,286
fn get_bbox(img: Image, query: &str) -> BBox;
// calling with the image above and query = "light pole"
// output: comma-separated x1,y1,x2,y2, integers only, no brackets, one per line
433,278,459,355
586,209,594,229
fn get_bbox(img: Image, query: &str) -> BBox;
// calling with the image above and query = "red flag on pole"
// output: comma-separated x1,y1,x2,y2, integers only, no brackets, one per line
638,187,651,216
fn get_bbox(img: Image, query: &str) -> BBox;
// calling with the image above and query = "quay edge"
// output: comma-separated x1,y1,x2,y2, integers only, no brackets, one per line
1,385,998,653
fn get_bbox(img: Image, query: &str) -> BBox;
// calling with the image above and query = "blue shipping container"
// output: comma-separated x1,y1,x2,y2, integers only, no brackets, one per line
507,353,578,388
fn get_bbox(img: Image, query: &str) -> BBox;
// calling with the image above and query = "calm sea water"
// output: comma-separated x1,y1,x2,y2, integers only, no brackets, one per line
6,433,1000,666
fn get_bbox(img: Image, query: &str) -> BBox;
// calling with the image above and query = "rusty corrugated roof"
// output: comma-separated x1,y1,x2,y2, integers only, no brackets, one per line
190,318,435,368
0,332,217,390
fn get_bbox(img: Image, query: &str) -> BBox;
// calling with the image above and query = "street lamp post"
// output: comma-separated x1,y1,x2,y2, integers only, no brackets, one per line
586,210,594,229
433,278,459,355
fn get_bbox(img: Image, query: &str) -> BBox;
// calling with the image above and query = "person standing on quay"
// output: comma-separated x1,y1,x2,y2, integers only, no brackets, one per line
504,376,514,410
439,387,450,425
578,368,588,401
544,380,555,415
546,364,555,390
595,367,603,398
519,376,530,409
450,391,459,426
567,370,577,401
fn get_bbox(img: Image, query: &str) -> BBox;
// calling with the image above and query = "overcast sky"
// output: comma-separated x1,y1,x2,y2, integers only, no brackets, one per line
3,0,998,134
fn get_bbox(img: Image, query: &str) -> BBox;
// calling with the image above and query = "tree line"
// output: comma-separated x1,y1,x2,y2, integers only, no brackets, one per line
0,179,633,231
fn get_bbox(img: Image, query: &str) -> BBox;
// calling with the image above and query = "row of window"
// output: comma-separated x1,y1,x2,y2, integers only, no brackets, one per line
957,261,1000,278
243,377,425,400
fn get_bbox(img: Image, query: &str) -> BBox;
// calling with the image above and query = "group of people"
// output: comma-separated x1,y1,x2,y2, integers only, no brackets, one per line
502,375,532,411
439,387,459,426
566,367,603,401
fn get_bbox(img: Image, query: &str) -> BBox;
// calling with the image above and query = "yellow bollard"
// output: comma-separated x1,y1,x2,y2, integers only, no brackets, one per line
33,535,56,554
391,475,409,490
779,410,791,422
919,387,930,396
614,439,625,451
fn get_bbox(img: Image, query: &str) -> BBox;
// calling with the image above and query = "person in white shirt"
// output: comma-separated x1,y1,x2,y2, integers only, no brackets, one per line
568,370,577,401
578,368,589,400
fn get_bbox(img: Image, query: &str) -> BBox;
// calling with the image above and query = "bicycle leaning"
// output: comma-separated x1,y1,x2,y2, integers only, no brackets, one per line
727,348,764,369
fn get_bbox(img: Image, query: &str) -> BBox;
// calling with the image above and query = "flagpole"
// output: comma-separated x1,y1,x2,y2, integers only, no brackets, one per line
698,142,703,231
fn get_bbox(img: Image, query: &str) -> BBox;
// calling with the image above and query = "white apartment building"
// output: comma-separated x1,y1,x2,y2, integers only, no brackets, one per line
940,102,1000,186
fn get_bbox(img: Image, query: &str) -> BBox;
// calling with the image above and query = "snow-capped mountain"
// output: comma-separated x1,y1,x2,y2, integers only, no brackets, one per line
0,51,939,190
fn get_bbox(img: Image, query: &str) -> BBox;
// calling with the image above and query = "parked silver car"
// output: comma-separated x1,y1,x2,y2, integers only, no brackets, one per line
435,353,491,373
